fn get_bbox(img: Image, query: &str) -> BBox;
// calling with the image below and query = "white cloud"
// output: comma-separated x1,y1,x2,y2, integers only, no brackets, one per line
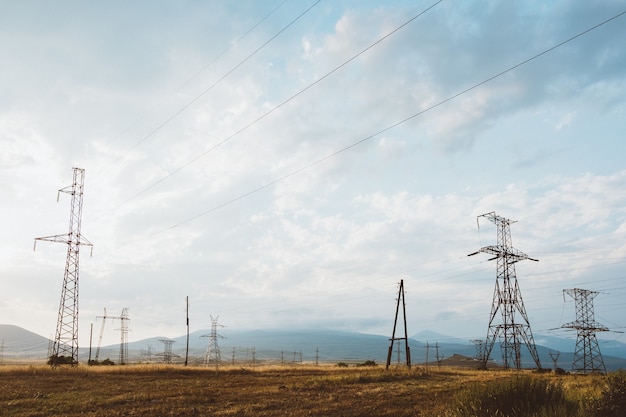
0,1,625,347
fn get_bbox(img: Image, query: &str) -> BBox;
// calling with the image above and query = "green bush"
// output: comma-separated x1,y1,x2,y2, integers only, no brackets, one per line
592,370,626,417
452,375,577,417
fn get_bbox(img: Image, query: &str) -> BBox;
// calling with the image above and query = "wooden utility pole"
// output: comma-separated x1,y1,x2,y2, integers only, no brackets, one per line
386,279,411,369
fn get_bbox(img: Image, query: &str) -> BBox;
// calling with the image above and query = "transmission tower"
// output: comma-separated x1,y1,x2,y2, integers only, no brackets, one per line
549,350,561,372
471,339,487,367
201,315,224,369
159,339,176,364
561,288,608,374
34,167,93,366
468,212,541,370
117,308,130,365
385,279,411,369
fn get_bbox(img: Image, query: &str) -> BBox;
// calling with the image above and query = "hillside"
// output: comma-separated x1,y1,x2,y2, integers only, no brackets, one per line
0,324,50,359
2,324,626,371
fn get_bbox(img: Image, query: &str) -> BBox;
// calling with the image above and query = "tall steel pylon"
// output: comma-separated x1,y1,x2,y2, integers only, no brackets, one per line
468,212,541,370
202,315,224,369
561,288,608,374
35,167,93,366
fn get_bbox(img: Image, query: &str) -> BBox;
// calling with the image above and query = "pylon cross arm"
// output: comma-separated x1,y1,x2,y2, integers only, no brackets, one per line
562,321,610,332
469,246,537,263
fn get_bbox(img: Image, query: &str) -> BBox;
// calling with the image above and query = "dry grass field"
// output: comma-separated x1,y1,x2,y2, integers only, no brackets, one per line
0,364,612,417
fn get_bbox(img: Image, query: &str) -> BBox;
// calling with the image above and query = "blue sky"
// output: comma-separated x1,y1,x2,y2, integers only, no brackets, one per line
1,1,625,349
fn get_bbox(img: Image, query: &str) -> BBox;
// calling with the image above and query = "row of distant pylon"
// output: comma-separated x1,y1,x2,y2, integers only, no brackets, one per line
35,169,609,373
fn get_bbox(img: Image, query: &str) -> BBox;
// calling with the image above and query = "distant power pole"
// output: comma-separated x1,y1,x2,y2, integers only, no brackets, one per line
202,315,224,370
468,212,542,370
184,296,190,366
549,350,561,372
435,342,443,369
118,308,130,365
562,288,608,374
471,339,486,368
385,279,411,369
34,167,93,367
159,339,176,364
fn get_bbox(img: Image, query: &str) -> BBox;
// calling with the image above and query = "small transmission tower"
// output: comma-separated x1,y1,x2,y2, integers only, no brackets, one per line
117,308,130,365
468,212,541,370
202,315,225,369
562,288,608,374
34,167,93,366
159,339,176,364
385,279,411,369
471,339,487,368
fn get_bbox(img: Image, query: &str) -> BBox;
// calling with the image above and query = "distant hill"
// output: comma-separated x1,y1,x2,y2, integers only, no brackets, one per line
2,324,625,371
0,324,50,359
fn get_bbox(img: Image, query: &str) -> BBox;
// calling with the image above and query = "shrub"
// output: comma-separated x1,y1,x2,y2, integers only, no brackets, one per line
47,355,76,366
452,375,577,417
356,360,377,367
336,362,349,368
592,370,626,417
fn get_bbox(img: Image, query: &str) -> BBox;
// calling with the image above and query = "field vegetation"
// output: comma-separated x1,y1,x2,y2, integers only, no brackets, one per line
0,363,623,416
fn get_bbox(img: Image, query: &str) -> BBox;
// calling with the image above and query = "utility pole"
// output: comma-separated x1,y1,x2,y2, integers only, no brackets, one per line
435,342,442,369
562,288,608,374
88,323,93,364
385,279,411,369
184,296,189,367
35,167,93,367
93,308,108,364
468,212,541,370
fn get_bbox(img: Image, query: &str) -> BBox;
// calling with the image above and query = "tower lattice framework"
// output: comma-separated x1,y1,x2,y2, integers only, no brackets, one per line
562,288,608,374
118,308,130,365
202,315,224,368
35,167,93,366
468,212,541,370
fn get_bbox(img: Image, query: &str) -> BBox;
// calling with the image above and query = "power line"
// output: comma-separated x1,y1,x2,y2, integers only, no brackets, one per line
91,0,320,222
92,0,440,224
99,0,292,172
170,8,626,228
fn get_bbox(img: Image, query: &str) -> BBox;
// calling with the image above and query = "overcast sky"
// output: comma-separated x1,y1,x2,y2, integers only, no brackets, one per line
1,0,625,349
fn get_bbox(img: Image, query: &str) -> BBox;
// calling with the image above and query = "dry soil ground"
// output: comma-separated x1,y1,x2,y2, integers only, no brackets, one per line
0,364,601,417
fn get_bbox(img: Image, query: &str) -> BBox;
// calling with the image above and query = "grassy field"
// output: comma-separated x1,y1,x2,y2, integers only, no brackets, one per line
0,364,613,416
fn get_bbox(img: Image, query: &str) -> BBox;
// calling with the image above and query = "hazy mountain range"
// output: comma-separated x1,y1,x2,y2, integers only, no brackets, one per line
1,324,625,371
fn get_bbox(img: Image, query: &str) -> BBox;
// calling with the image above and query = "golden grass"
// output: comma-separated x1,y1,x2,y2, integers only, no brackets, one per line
0,364,605,417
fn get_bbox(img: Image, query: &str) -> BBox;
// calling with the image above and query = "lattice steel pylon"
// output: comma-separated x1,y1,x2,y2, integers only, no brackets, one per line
202,315,224,369
561,288,608,374
118,308,130,365
34,167,93,366
468,212,541,370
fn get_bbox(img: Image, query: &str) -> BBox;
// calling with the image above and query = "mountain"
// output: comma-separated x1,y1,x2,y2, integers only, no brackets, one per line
2,324,625,371
0,324,50,360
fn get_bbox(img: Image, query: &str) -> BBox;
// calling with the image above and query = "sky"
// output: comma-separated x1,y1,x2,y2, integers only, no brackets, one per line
1,0,625,350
